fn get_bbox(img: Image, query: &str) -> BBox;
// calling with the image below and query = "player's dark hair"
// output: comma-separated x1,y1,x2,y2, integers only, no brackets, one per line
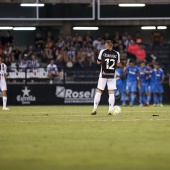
129,60,134,63
148,63,154,69
140,61,145,64
120,61,124,66
105,40,113,47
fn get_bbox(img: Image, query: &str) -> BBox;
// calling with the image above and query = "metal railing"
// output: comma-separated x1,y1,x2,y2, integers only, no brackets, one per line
7,67,100,85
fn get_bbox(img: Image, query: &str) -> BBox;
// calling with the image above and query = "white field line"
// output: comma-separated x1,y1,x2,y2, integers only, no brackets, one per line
1,119,170,123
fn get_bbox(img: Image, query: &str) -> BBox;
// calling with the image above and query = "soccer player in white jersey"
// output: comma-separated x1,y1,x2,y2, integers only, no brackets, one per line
0,55,9,110
91,40,120,115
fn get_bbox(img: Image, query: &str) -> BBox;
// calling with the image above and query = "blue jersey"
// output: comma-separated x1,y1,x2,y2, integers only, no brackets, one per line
116,68,124,81
155,68,165,83
126,66,139,82
148,69,156,85
138,66,149,84
121,73,127,92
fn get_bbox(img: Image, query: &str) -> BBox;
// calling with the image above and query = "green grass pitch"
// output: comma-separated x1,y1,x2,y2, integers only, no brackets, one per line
0,105,170,170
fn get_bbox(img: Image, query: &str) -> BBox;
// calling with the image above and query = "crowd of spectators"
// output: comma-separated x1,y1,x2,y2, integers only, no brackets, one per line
0,29,166,83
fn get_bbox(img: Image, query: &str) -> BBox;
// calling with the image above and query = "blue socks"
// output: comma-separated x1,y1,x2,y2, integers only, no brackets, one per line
130,93,136,105
121,92,126,105
159,94,163,104
154,94,158,105
147,94,151,104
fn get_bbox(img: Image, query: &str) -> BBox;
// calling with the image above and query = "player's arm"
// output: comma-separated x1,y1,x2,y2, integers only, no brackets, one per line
123,66,127,73
4,73,7,82
55,68,60,80
97,50,104,65
47,66,50,74
137,68,141,86
160,73,165,84
4,65,7,83
97,59,101,65
137,74,141,86
123,64,129,74
116,52,121,66
55,67,59,76
123,59,130,73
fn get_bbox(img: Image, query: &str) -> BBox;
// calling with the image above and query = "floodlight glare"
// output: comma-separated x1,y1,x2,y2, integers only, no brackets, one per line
13,27,36,31
141,26,156,30
119,4,145,7
73,27,99,30
157,26,167,30
0,27,13,30
20,3,44,7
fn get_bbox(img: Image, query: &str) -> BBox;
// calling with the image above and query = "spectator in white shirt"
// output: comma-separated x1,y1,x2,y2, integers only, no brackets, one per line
27,54,40,73
47,59,60,84
19,55,30,72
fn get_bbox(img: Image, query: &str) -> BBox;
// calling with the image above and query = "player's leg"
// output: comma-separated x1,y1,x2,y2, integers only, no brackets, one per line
108,90,115,115
158,93,163,106
146,85,152,105
91,78,106,115
107,79,116,115
143,84,148,106
142,93,147,105
130,92,136,106
139,93,143,106
2,90,9,110
1,83,9,110
158,85,164,106
121,92,126,106
126,82,131,105
139,84,143,106
116,80,124,105
48,72,53,84
146,92,151,105
130,82,137,106
153,93,159,106
92,88,103,115
153,85,158,106
121,80,127,106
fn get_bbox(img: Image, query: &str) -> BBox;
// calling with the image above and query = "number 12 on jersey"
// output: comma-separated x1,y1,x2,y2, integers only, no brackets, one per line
105,58,115,70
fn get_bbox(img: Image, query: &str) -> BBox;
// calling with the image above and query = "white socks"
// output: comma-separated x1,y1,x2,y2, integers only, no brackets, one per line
93,92,102,110
109,94,115,111
93,92,115,112
3,96,7,108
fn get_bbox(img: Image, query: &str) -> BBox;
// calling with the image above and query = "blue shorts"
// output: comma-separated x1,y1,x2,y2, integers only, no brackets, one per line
139,83,148,93
116,79,123,93
148,84,155,93
154,83,164,93
126,81,137,93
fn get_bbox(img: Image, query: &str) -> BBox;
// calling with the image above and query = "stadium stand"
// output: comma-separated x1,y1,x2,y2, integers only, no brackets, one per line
0,30,169,84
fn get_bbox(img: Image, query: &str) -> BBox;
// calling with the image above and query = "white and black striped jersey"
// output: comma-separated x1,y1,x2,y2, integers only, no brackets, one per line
0,63,7,82
98,49,120,78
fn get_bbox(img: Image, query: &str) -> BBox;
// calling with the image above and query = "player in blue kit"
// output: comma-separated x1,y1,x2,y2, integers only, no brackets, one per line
115,62,126,106
138,61,149,106
147,63,156,106
121,73,127,106
124,60,140,106
154,63,165,106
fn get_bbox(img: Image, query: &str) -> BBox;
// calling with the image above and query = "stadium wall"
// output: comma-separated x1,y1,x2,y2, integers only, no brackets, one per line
1,84,170,105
